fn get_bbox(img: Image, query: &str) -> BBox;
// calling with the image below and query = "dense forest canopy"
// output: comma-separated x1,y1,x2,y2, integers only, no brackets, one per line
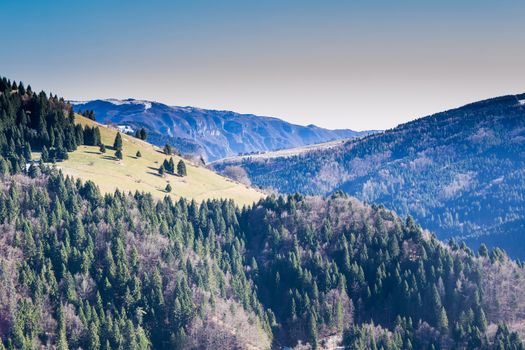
1,169,525,349
214,94,525,258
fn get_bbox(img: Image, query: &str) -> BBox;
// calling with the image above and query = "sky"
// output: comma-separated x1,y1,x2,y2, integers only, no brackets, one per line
1,0,524,130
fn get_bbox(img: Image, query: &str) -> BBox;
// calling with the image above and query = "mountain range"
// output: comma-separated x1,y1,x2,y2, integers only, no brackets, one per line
213,94,525,258
71,99,373,161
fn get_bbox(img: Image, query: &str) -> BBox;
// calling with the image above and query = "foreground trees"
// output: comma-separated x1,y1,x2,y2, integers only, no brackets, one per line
0,167,523,349
0,169,271,349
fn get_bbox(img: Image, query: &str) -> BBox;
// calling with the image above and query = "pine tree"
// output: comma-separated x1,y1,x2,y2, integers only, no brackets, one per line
100,144,106,153
18,82,25,95
68,109,75,123
94,127,102,145
165,183,172,193
163,159,171,173
0,157,9,175
475,306,488,332
307,312,318,349
478,244,489,257
28,164,40,178
438,306,449,333
115,149,123,160
41,146,49,163
113,132,123,151
177,160,187,177
169,158,175,174
135,128,147,141
163,144,172,155
136,151,141,158
88,321,100,350
57,304,69,350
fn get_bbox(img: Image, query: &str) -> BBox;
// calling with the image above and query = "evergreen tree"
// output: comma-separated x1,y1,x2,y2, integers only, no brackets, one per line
165,183,172,193
88,321,100,350
94,127,102,146
136,151,142,158
307,312,318,349
41,146,49,163
115,149,123,160
27,164,40,178
438,307,449,333
177,160,187,177
100,144,106,153
135,128,147,141
57,304,69,350
113,132,123,151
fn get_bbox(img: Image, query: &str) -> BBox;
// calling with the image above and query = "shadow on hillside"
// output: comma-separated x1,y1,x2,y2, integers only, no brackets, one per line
84,151,102,155
146,171,162,177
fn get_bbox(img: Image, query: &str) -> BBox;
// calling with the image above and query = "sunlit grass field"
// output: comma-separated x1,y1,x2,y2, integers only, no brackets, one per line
53,114,264,206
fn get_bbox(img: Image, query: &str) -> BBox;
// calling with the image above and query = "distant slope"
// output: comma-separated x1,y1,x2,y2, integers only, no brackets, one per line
71,99,373,161
213,94,525,257
55,114,264,206
212,137,350,164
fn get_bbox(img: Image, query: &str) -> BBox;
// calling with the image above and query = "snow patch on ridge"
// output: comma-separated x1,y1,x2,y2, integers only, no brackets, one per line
69,99,152,110
519,99,525,105
106,98,152,110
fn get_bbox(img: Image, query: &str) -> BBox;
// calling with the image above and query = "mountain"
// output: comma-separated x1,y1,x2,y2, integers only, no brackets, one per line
213,94,525,258
71,99,372,161
3,77,525,349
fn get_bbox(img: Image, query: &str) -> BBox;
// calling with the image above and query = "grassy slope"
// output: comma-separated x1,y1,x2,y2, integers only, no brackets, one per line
57,114,264,206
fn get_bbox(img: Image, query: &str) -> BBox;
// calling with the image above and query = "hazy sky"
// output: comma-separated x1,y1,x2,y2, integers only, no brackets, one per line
1,0,524,130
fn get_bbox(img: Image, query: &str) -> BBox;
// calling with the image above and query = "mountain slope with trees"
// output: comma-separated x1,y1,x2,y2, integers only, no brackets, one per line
214,94,525,258
3,76,525,349
0,75,263,206
1,170,525,349
71,99,372,161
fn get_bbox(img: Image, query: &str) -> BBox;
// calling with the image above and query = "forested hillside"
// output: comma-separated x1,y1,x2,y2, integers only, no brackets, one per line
1,170,525,349
3,77,525,349
214,95,525,258
0,77,81,170
0,75,263,206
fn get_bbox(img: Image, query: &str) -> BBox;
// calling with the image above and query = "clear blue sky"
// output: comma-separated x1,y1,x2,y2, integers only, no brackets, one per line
1,0,524,130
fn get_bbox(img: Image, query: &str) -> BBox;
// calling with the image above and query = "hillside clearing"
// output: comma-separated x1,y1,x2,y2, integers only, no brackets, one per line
53,114,264,206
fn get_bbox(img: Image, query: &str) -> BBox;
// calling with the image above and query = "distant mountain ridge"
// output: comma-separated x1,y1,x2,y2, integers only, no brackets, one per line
71,99,373,161
213,93,525,258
